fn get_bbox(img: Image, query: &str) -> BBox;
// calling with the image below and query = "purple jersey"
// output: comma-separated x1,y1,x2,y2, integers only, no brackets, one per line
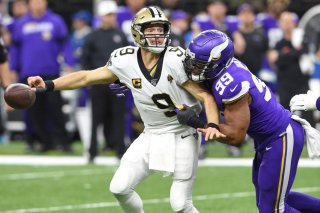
256,13,282,49
210,58,292,150
256,12,298,48
191,14,239,37
256,13,278,34
10,10,73,79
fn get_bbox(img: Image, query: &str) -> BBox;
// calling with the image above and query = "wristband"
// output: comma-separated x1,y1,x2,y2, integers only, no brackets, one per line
207,122,220,131
44,80,55,92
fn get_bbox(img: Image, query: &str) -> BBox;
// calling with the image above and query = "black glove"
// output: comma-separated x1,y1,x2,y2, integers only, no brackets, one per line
109,82,129,98
175,105,206,129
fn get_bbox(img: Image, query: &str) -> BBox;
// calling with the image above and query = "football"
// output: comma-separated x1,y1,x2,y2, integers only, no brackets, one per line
4,83,36,109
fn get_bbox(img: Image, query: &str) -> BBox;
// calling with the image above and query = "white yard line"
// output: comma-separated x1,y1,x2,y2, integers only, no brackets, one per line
0,169,116,181
0,156,320,167
0,187,319,213
0,156,119,166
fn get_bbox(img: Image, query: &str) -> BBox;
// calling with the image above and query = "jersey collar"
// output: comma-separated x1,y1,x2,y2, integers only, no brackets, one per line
137,48,165,87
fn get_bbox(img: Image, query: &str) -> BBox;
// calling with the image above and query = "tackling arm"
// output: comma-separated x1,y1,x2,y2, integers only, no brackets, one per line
182,80,225,139
203,93,251,146
182,80,219,124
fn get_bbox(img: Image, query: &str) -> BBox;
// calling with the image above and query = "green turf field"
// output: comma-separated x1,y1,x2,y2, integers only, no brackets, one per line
0,141,318,212
0,164,319,213
0,140,310,158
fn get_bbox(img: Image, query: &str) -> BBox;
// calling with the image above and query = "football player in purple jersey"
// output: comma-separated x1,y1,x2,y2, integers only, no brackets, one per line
178,29,320,213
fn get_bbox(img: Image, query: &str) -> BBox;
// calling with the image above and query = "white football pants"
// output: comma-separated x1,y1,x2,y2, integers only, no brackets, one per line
109,129,200,213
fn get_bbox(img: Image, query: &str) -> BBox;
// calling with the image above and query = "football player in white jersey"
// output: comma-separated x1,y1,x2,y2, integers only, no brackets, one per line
27,7,224,213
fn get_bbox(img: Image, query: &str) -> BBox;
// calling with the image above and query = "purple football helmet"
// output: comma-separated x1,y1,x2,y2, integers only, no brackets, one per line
183,30,234,81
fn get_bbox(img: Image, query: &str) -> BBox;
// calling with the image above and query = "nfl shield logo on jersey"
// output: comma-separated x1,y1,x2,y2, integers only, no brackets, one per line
132,78,142,88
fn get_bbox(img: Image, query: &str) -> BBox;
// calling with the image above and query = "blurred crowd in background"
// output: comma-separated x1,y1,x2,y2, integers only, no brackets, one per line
0,0,320,161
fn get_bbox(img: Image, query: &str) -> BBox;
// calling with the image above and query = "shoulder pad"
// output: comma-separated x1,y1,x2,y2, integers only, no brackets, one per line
166,46,185,60
109,46,138,69
222,81,250,104
214,67,251,103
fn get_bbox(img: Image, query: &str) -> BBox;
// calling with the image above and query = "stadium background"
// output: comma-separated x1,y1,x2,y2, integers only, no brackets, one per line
3,0,320,28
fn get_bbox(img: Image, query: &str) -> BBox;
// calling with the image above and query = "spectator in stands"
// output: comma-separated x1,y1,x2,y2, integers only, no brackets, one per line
169,9,189,48
116,0,146,45
268,11,309,109
152,0,180,16
2,0,28,86
70,10,92,70
235,3,268,76
81,0,128,163
268,11,316,127
9,0,73,152
256,0,290,93
2,0,28,48
69,10,92,155
258,0,289,48
191,0,239,39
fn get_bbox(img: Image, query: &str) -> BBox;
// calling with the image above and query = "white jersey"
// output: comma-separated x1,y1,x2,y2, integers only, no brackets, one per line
107,46,201,134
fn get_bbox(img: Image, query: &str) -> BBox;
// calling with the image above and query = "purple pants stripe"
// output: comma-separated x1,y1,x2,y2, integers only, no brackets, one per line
275,124,295,212
275,135,286,213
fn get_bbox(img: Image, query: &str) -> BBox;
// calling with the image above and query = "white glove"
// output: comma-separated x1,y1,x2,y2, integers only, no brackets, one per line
290,90,318,111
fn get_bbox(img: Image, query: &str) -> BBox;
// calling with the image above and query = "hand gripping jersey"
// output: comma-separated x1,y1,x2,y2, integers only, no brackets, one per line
107,46,201,134
211,58,292,150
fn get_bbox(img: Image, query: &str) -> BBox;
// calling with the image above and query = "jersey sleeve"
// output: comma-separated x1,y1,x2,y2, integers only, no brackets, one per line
106,46,133,79
167,46,189,85
215,70,250,104
222,81,250,104
106,49,118,71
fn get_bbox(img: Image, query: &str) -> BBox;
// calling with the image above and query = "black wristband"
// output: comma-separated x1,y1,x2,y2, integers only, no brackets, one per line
207,122,220,131
44,80,55,92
